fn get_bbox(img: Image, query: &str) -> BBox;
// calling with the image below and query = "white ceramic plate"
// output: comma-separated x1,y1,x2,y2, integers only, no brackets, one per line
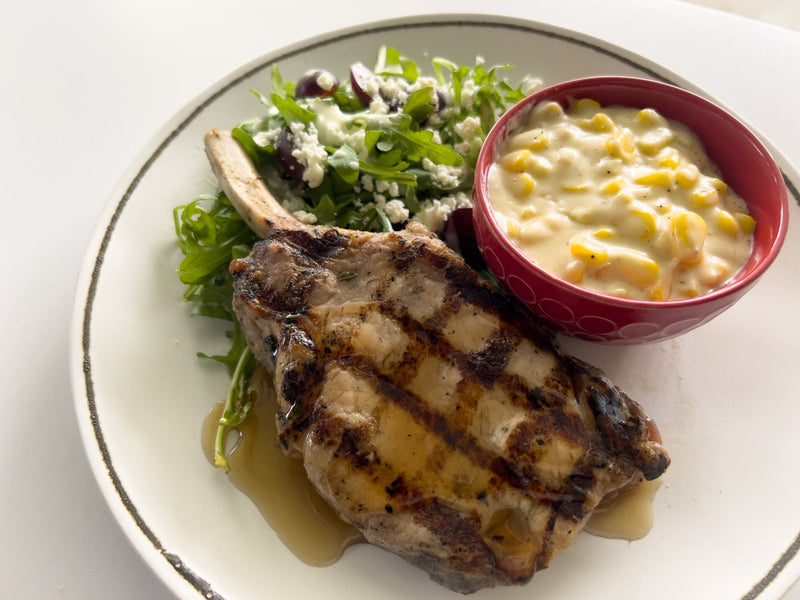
71,14,800,600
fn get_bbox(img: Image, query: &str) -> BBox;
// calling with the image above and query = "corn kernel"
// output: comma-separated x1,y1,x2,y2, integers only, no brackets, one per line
529,155,553,176
508,173,535,197
593,228,615,239
601,178,624,195
613,191,635,206
616,250,660,287
632,205,658,238
735,212,756,235
571,98,602,114
500,149,533,173
533,100,565,122
657,149,681,169
562,183,589,192
505,218,521,238
570,237,609,265
637,129,675,155
520,206,537,220
691,188,718,208
569,207,593,224
672,210,707,263
528,129,549,151
638,108,667,126
518,221,550,244
564,260,585,284
635,169,676,187
607,287,631,299
675,165,699,188
700,256,732,287
710,177,728,194
648,281,666,301
591,112,614,132
505,129,549,153
716,208,740,235
681,286,699,298
654,201,672,214
605,130,636,162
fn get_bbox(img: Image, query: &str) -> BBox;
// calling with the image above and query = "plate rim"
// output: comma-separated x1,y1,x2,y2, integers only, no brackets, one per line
69,12,800,600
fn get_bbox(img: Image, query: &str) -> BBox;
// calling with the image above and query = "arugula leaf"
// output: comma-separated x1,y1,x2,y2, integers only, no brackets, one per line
358,161,417,186
390,128,464,166
327,145,360,184
231,126,263,167
309,195,338,223
364,129,381,153
379,45,419,81
270,64,286,97
173,194,257,286
403,87,436,124
270,92,316,125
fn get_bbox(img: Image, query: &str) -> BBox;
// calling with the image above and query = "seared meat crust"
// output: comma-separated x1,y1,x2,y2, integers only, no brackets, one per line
206,129,670,594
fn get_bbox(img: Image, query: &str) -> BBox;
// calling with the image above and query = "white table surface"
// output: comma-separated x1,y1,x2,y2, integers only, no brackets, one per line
2,0,798,598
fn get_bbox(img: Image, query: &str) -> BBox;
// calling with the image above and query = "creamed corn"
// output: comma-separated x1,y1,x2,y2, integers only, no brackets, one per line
488,98,755,300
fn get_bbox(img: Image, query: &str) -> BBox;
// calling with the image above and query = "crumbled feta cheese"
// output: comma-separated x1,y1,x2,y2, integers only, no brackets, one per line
412,192,473,233
375,179,390,194
409,76,439,94
363,77,381,99
368,194,410,225
422,157,464,189
384,199,409,223
253,128,280,147
454,141,471,156
460,79,478,110
369,96,390,115
379,77,410,106
293,210,318,225
345,128,367,159
455,116,481,141
453,116,484,158
361,174,374,192
289,122,327,188
316,71,336,92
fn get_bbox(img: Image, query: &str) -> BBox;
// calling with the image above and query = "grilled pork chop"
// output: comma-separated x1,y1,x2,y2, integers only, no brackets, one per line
205,128,670,594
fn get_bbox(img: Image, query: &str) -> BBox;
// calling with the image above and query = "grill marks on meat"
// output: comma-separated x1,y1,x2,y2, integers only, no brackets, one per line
206,129,670,594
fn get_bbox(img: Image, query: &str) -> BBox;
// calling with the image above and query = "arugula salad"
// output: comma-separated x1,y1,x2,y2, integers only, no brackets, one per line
173,47,538,470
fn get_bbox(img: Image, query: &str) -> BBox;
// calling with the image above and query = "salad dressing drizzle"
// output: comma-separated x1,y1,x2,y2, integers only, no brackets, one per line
201,368,662,567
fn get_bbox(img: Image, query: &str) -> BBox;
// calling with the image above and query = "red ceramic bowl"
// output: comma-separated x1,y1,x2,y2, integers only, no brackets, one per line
472,76,789,344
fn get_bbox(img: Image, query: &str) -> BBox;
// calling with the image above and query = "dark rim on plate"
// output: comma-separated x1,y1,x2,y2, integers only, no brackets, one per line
76,14,800,600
